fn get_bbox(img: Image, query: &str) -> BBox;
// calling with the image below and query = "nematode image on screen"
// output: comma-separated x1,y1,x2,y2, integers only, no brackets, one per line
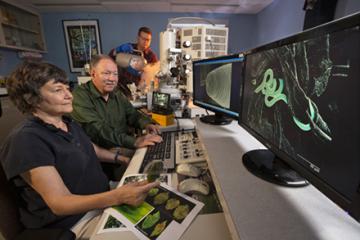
242,26,360,199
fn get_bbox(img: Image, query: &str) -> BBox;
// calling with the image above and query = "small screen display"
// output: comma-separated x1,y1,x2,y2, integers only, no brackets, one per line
193,55,244,118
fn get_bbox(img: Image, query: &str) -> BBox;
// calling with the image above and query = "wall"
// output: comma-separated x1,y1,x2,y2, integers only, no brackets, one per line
255,0,306,47
335,0,360,18
0,48,20,77
41,12,256,81
0,12,256,80
1,0,359,79
255,0,360,47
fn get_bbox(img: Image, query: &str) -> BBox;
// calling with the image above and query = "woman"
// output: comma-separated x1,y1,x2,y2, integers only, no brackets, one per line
0,62,158,237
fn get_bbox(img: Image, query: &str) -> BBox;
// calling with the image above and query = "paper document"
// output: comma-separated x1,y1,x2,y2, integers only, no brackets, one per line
103,174,204,240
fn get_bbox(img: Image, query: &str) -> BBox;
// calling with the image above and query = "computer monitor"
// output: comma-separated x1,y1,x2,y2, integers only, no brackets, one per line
239,13,360,222
193,54,244,125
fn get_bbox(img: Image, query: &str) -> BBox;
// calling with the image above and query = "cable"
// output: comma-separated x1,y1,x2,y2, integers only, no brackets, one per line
175,116,180,131
208,39,214,57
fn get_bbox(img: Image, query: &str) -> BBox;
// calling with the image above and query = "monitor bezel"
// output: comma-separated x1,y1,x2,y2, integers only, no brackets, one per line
238,12,360,221
192,53,244,119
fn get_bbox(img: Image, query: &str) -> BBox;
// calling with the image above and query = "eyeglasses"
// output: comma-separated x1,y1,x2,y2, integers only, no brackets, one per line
139,35,151,42
100,71,118,77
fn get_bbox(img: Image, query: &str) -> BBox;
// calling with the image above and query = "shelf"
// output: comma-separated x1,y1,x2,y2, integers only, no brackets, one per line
1,21,39,34
0,43,46,53
0,0,46,52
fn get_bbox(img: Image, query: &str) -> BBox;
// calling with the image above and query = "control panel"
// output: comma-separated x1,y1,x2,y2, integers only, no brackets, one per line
176,130,207,164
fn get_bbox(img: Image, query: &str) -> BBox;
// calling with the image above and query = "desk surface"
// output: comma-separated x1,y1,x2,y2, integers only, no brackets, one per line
195,118,360,240
92,118,360,240
91,119,232,240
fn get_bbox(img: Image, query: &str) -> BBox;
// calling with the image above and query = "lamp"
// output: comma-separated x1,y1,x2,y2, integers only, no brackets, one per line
115,53,147,71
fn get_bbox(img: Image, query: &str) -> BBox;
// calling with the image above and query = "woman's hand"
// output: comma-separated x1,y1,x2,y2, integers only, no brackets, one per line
114,181,160,206
118,155,131,165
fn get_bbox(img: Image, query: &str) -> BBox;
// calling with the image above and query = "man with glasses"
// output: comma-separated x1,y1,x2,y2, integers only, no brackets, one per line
109,26,158,98
71,54,161,179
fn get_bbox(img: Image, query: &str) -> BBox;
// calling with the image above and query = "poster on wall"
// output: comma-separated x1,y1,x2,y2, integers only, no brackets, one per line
63,19,102,73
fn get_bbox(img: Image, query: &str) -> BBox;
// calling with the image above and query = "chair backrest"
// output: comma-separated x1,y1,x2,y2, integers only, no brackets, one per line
0,97,26,239
0,164,24,240
0,96,26,146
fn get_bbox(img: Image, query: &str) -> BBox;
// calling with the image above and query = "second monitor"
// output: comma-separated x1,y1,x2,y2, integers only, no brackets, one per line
192,54,244,125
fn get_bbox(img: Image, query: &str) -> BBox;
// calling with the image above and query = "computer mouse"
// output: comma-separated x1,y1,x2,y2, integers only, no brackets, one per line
176,163,201,177
178,178,210,195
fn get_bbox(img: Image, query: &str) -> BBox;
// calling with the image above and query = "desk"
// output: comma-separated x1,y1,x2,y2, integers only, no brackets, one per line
92,118,360,240
91,119,232,240
195,118,360,240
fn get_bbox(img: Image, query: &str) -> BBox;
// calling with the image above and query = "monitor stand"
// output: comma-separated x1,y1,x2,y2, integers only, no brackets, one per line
200,113,232,125
242,149,308,187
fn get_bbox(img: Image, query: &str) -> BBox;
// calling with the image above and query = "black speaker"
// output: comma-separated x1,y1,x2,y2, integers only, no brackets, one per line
303,0,338,30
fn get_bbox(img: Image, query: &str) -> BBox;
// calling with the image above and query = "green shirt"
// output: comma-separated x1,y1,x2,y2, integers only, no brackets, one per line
71,81,151,149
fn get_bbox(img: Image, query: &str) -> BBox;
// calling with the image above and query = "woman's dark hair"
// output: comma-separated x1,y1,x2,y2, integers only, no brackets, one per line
6,61,69,114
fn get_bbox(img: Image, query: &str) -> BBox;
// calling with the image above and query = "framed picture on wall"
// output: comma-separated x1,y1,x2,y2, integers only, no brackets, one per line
63,20,102,73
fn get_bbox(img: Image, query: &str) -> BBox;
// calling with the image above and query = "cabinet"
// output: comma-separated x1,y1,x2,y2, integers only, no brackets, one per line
0,0,46,52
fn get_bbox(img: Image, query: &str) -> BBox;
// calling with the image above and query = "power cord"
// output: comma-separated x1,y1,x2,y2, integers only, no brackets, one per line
175,116,180,131
209,39,215,57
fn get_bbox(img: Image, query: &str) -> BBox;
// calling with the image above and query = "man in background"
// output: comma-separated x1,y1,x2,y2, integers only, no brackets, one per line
109,26,159,99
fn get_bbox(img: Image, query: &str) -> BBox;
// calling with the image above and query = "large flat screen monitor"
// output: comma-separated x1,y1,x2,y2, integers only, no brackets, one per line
240,13,360,222
193,54,244,125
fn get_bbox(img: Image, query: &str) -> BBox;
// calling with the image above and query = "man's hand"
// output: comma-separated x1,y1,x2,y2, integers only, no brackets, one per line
134,134,162,148
145,124,161,135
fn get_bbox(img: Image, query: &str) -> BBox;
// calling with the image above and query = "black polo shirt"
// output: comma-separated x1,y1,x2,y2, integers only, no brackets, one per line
0,116,109,229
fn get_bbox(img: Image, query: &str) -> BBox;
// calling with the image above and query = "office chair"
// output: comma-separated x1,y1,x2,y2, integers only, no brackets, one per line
0,164,76,240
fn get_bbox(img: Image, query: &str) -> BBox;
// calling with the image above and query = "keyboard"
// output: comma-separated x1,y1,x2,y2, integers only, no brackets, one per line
140,131,176,173
139,129,207,173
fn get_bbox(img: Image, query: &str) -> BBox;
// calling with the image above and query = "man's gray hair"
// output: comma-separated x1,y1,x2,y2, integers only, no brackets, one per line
90,54,115,70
